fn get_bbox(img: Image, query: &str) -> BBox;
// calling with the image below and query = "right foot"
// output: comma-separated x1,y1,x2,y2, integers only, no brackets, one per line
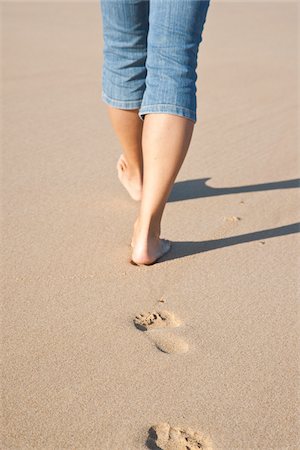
117,155,142,201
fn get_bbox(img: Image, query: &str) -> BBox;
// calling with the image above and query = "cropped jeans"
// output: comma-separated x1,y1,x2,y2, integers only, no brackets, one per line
99,0,210,124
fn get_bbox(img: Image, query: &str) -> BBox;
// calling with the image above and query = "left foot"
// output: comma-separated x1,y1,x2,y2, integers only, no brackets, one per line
117,155,142,201
130,219,171,265
131,237,171,266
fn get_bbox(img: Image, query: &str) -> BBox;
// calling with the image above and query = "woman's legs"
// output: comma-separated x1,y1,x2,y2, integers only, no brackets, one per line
131,113,194,265
106,106,144,201
100,0,210,264
105,107,194,265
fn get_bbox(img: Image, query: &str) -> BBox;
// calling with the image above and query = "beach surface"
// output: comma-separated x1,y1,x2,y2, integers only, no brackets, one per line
2,1,299,449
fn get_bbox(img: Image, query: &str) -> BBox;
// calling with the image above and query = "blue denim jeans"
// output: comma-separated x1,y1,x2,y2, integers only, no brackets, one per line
99,0,210,123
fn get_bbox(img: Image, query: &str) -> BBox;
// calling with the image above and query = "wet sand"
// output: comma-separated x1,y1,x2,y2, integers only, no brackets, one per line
2,1,299,449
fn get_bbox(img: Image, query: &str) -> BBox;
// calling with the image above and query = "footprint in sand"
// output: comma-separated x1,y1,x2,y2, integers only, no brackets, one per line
134,310,181,331
146,422,213,450
133,310,189,354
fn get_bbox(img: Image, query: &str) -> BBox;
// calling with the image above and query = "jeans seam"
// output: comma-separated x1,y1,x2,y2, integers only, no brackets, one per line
139,104,195,114
102,92,144,105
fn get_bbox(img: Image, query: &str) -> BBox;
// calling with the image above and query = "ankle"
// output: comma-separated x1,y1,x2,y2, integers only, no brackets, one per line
134,216,161,241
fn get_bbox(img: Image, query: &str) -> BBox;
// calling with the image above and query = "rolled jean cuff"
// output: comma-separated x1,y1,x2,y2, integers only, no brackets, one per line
102,91,143,110
138,104,196,124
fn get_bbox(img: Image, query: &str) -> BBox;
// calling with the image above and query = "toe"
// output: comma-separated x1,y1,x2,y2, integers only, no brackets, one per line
117,155,125,171
120,155,127,168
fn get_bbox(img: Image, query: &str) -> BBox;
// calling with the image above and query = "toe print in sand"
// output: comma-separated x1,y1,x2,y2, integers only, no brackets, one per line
133,309,189,354
134,310,181,331
146,422,213,450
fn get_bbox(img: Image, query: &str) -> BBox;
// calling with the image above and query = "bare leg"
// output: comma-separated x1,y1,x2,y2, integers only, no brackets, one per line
106,105,144,201
131,113,194,265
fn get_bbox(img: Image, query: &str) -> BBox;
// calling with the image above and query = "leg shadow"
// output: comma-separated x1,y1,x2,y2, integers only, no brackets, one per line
157,223,300,263
167,178,300,202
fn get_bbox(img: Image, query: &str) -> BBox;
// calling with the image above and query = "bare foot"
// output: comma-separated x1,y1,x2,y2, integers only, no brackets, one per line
130,220,171,265
131,238,171,266
117,155,142,201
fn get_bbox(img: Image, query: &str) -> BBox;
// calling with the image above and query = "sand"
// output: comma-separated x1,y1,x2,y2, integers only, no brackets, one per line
2,1,299,449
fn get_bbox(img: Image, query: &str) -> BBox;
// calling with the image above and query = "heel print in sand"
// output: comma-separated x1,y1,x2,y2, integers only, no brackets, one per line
148,331,189,354
146,422,213,450
133,310,189,354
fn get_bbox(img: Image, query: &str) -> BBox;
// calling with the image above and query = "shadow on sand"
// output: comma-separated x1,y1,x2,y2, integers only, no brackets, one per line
167,178,300,202
158,223,300,263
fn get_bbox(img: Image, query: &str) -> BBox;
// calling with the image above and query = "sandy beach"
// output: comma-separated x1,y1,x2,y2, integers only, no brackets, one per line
2,1,299,449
